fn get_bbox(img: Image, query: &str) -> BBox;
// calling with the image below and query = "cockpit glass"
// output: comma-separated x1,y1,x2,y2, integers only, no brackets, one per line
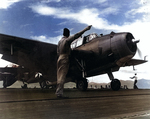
71,33,98,49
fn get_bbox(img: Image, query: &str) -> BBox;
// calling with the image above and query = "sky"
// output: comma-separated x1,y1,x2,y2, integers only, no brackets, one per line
0,0,150,83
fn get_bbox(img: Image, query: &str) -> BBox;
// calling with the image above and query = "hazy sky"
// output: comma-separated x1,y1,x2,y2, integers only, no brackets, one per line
0,0,149,83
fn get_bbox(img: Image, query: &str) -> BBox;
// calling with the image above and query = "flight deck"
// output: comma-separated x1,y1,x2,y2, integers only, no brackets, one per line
0,89,150,119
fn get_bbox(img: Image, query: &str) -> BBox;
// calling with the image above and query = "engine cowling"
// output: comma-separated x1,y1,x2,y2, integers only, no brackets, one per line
111,32,137,66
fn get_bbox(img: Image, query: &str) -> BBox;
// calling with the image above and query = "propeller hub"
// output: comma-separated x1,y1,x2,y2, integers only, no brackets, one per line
134,40,140,44
126,33,137,52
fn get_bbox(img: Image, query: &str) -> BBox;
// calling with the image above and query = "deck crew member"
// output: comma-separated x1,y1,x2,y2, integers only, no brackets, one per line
56,25,92,98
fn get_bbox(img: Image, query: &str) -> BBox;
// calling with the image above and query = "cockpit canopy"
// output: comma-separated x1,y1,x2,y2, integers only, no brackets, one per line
71,33,98,49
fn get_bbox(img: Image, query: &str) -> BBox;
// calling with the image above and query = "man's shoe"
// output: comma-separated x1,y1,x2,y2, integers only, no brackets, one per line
57,95,62,98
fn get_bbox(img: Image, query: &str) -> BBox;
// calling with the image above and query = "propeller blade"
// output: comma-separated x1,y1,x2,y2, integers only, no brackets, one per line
137,47,142,59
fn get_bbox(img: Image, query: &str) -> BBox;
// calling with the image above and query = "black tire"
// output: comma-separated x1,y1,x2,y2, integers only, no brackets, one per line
40,81,47,89
21,84,28,89
76,78,88,91
111,79,121,91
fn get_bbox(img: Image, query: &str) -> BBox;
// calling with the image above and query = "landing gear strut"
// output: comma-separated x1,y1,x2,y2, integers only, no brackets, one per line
76,78,88,91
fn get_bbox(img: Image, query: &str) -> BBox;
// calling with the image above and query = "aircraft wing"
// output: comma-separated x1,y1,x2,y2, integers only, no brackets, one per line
125,59,147,66
0,33,57,78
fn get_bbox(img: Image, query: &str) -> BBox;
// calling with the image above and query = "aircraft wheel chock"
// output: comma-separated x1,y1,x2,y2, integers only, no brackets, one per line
111,79,121,91
76,78,88,91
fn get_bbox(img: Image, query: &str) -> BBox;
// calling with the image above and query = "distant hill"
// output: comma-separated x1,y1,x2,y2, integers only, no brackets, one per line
137,79,150,89
88,82,109,89
88,80,134,89
1,79,150,89
7,81,40,88
88,79,150,89
120,80,134,89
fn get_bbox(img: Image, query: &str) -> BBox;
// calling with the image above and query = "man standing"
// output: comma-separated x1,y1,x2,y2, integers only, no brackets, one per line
56,25,92,98
130,73,138,89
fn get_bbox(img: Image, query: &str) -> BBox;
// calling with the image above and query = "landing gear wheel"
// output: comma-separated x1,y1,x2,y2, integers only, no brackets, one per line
21,84,28,89
111,79,121,91
76,78,88,91
40,81,48,89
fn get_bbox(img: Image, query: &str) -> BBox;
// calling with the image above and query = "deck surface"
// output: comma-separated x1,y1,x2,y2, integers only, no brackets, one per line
0,89,150,119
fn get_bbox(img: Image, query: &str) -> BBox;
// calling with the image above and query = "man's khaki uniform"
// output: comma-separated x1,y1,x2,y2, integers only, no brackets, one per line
56,36,73,96
55,26,92,96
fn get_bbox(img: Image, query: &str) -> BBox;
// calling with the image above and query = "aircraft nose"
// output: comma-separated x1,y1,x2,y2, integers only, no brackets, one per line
126,33,137,53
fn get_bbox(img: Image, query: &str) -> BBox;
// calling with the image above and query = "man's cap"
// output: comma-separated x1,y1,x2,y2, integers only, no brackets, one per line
63,28,70,37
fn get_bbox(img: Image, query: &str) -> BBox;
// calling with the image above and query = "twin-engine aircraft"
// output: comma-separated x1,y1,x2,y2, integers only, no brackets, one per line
0,32,147,90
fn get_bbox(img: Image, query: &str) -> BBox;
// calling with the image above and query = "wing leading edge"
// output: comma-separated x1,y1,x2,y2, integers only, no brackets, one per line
125,59,147,66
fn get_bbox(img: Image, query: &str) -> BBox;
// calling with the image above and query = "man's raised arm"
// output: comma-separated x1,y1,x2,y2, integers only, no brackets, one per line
67,25,92,43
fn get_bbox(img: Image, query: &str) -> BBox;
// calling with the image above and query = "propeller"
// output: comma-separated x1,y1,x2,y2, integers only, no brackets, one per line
137,47,142,59
133,40,142,59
